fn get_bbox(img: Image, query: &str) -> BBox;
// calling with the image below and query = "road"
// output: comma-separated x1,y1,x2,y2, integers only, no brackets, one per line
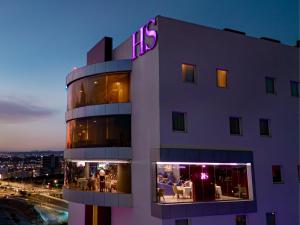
0,182,68,225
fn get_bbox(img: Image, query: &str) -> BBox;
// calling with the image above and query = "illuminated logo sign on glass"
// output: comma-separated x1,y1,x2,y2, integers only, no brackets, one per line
132,18,157,60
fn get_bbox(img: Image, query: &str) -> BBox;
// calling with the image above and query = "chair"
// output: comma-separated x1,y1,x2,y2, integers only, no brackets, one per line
234,185,248,198
172,185,184,199
215,184,222,199
157,188,165,202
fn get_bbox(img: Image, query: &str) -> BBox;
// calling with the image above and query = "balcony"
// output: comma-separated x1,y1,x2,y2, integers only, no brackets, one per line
64,160,132,207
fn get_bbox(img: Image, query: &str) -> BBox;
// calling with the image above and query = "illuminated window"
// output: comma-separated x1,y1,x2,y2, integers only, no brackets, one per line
172,112,186,132
272,165,283,183
290,81,299,97
265,77,276,94
67,73,130,110
236,215,247,225
64,160,131,194
182,64,195,83
229,117,242,135
216,69,228,88
259,119,270,136
66,115,131,148
155,162,253,204
266,212,276,225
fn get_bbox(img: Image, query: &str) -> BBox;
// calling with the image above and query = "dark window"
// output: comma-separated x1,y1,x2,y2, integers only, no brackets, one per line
236,215,247,225
265,77,276,94
272,165,283,183
182,64,195,83
297,165,300,181
175,219,189,225
266,212,276,225
172,112,186,132
260,119,270,136
230,117,242,135
290,81,299,97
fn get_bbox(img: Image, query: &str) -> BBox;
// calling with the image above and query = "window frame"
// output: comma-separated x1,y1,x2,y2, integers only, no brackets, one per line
172,111,187,133
175,219,190,225
272,165,283,184
297,165,300,182
290,80,299,97
259,118,271,137
216,68,229,88
229,117,243,136
265,77,276,95
181,63,196,84
266,212,276,225
236,215,247,225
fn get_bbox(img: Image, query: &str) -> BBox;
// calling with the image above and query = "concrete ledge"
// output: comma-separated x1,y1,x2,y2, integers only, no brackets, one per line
64,147,132,160
151,200,257,219
160,148,253,163
65,103,131,122
63,188,132,207
66,59,131,85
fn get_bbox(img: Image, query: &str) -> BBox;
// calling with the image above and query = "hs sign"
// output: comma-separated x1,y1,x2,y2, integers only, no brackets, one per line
132,18,157,60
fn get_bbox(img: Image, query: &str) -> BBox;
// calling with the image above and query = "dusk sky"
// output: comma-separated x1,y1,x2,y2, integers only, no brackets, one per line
0,0,298,151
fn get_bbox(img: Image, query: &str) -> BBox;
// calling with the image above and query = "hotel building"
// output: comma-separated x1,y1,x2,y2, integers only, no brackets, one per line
63,16,299,225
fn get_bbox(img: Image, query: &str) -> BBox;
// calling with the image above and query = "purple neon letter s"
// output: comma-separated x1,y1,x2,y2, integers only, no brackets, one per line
145,18,157,51
132,26,145,60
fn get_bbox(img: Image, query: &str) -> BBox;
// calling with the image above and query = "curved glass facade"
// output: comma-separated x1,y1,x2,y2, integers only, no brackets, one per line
67,73,130,110
64,160,131,194
66,115,131,148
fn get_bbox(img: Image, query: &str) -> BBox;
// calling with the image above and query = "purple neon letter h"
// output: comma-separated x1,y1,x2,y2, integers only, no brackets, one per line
132,26,145,60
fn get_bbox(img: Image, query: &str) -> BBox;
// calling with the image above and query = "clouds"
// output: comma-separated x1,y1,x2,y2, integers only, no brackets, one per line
0,98,57,123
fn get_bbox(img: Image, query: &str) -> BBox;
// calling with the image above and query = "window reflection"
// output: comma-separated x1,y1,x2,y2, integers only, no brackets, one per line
156,162,253,204
66,115,131,148
67,73,130,110
64,161,131,194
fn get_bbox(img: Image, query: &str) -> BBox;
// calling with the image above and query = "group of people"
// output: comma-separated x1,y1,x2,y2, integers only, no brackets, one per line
86,169,106,192
64,162,119,192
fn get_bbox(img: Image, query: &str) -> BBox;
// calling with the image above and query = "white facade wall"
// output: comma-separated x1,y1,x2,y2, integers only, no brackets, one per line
68,202,86,225
67,16,299,225
157,17,298,225
113,28,162,225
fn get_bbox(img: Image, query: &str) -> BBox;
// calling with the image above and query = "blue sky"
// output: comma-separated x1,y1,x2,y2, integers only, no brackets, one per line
0,0,298,151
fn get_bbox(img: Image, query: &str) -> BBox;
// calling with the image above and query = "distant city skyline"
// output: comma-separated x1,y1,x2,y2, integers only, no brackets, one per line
0,0,298,151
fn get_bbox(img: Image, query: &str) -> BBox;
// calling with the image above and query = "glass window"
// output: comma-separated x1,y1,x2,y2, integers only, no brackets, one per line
175,219,189,225
66,115,131,148
172,112,186,132
230,117,242,135
272,165,283,183
266,212,276,225
260,119,270,136
265,77,276,94
155,162,253,204
64,161,131,194
216,69,228,88
182,64,195,83
67,73,130,110
290,81,299,97
236,215,247,225
298,165,300,181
